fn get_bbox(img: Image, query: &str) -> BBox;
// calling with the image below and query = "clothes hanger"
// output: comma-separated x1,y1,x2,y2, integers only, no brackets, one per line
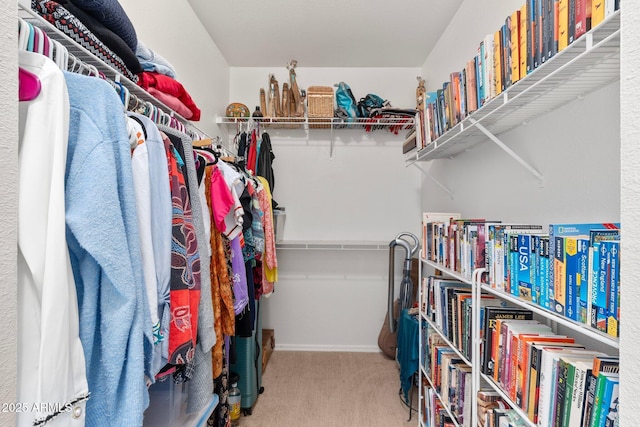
26,22,35,52
19,67,41,101
18,19,29,51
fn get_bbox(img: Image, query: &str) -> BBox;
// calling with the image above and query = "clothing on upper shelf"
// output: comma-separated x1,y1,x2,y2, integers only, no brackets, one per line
31,0,140,82
136,41,177,79
53,0,143,75
138,71,201,121
67,0,138,52
147,87,193,119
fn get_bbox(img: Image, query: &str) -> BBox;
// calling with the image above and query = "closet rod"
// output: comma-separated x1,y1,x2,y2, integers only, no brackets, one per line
18,4,233,154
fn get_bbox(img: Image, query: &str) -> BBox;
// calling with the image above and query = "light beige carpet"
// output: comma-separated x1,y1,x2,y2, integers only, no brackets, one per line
237,351,418,427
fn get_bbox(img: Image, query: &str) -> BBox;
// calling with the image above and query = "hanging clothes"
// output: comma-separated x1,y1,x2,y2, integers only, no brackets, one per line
256,131,276,207
205,166,236,378
157,125,216,413
161,132,201,370
63,71,153,427
17,50,89,427
256,176,278,295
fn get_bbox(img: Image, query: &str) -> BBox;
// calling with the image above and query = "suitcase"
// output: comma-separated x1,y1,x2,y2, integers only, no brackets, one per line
230,299,263,415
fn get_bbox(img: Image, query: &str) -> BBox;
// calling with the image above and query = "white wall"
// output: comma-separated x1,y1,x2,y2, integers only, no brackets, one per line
422,0,524,90
620,2,640,425
1,1,18,425
229,67,422,350
119,0,230,137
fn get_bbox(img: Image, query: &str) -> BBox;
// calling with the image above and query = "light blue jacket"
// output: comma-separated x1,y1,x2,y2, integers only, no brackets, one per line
64,72,153,426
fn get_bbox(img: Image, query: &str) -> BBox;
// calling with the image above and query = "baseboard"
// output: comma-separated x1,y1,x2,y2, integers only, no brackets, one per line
274,343,381,353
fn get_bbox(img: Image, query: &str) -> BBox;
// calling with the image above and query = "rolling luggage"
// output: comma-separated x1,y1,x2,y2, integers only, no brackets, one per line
230,299,263,415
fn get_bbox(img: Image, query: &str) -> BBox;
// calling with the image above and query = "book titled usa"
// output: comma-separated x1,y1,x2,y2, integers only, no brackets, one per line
516,234,537,302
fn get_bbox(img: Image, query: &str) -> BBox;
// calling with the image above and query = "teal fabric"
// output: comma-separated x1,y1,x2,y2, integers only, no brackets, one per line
397,308,419,402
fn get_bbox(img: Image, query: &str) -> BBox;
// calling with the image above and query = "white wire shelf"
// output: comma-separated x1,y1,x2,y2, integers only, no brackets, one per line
216,116,415,130
422,259,620,349
414,10,620,163
275,240,389,250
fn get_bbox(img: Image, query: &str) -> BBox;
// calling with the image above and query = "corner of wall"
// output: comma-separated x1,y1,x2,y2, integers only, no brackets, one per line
0,1,18,424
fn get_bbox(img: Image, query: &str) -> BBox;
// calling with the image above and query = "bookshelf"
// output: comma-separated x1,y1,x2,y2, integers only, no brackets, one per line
407,11,620,181
416,5,621,427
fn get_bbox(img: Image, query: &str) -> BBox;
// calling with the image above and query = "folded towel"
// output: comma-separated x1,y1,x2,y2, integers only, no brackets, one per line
68,0,138,52
56,0,142,75
136,41,177,79
138,72,201,121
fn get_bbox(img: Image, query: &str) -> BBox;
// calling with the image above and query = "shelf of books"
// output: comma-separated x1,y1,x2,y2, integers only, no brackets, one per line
409,8,620,165
420,317,468,427
418,216,620,427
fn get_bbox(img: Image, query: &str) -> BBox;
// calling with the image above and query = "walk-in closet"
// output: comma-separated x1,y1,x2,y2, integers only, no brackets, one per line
2,0,639,426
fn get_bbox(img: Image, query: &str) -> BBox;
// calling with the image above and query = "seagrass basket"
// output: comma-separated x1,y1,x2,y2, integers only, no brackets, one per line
307,86,334,129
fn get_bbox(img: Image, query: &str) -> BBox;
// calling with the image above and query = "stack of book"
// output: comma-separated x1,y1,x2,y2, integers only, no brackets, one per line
422,216,621,338
417,0,621,149
481,310,619,427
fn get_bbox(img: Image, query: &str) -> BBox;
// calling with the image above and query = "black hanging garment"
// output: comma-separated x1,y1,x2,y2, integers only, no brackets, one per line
256,132,277,208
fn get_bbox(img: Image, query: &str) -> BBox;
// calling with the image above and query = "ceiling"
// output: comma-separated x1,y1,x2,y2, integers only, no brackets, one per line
186,0,464,68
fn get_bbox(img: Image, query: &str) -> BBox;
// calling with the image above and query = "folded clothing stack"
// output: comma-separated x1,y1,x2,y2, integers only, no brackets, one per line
138,71,201,121
31,0,141,81
136,41,177,79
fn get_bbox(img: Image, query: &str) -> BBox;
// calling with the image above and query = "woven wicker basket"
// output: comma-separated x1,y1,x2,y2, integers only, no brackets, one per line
307,86,334,128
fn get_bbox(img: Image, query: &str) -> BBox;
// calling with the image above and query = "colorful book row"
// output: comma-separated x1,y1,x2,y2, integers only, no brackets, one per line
416,0,620,149
422,218,621,338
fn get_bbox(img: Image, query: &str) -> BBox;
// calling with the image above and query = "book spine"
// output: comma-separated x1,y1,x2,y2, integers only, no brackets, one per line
558,0,570,51
552,0,560,56
605,241,619,337
532,235,541,305
591,0,605,28
539,0,547,64
520,4,529,79
578,239,590,324
540,236,550,310
533,0,541,69
589,375,609,427
562,362,577,427
527,0,535,73
518,234,534,301
575,0,587,39
502,22,510,91
527,347,541,421
568,0,577,44
565,237,580,321
594,242,609,332
511,10,520,84
583,373,598,427
554,358,569,427
569,366,591,427
554,236,567,316
494,30,503,96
